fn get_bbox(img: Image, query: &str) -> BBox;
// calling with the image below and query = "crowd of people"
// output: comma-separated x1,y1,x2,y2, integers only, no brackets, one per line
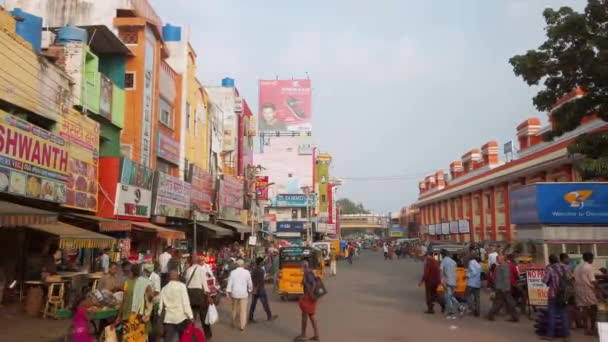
417,245,607,340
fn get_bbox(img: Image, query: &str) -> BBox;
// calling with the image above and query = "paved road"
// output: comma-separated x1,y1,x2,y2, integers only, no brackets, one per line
0,250,598,341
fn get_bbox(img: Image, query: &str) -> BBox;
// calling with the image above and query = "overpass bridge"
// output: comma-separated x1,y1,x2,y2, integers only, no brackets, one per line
340,214,389,236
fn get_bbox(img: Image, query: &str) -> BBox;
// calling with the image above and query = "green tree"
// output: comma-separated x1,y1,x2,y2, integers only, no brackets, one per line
509,0,608,179
336,198,371,215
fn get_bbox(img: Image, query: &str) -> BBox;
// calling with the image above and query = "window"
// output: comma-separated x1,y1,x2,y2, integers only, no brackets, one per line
291,209,298,219
159,97,173,128
124,72,135,89
597,244,608,256
156,159,172,174
119,28,139,44
485,194,492,208
321,195,326,203
496,191,504,206
548,244,563,256
301,208,307,218
565,244,579,255
580,244,594,254
186,102,191,129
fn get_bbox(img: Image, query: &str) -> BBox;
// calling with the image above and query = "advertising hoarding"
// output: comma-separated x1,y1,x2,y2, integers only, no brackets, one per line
259,79,312,132
219,175,244,221
0,110,68,203
428,224,435,235
255,176,269,201
275,194,309,207
510,183,608,225
458,219,470,234
157,132,180,165
449,221,459,234
141,28,156,167
100,74,113,120
189,164,213,213
153,172,191,218
114,158,154,219
390,225,404,238
276,221,305,233
59,110,100,211
441,222,450,235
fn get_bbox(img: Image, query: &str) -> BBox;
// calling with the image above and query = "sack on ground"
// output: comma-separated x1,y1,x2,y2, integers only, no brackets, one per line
205,304,219,325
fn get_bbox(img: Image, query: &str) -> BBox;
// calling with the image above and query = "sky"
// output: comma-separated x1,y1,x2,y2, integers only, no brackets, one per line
150,0,584,214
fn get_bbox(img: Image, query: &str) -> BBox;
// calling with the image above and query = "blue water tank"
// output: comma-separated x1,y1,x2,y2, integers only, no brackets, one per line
56,26,87,45
11,8,43,53
162,24,181,42
222,78,235,87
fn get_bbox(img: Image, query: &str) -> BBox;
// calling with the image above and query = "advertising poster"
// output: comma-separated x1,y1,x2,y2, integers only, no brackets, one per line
114,158,154,219
449,221,459,234
219,175,244,221
441,222,450,235
526,269,549,306
0,110,68,203
100,74,113,120
189,164,213,213
157,132,180,165
59,110,100,211
255,176,269,200
153,172,191,218
428,224,435,235
390,225,404,238
259,79,312,132
458,219,470,233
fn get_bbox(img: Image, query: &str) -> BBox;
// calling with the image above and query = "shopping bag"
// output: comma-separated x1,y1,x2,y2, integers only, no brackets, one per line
181,322,205,342
102,326,118,342
205,304,219,325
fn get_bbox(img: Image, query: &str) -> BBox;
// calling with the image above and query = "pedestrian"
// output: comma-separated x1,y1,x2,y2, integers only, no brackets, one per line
227,259,253,331
419,253,443,314
383,243,389,261
330,252,337,276
542,254,572,340
487,255,519,322
159,247,172,287
100,248,111,274
506,254,524,313
488,248,498,267
71,293,95,342
295,260,320,342
440,249,459,319
115,264,154,341
271,250,280,290
249,257,278,323
98,262,123,293
574,252,599,336
347,244,355,265
168,250,184,278
158,269,194,342
465,256,481,317
184,254,213,340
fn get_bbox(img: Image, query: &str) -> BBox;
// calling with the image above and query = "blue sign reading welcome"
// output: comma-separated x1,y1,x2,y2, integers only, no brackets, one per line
510,183,608,225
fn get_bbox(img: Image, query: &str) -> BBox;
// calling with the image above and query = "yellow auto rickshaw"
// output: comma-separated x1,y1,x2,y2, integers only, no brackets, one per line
277,246,324,300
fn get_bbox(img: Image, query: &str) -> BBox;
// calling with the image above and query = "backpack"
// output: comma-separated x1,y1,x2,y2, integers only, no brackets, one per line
554,265,574,306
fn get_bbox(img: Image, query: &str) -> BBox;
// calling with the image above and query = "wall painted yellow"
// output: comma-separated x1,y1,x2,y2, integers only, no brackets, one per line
185,45,210,172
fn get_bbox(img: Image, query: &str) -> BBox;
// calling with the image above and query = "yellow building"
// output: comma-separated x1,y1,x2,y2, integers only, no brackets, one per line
185,44,209,172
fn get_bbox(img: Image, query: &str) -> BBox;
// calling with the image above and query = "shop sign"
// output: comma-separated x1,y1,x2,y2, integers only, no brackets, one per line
0,110,68,203
428,224,436,235
59,110,100,211
449,221,459,234
153,172,191,219
390,225,403,238
255,176,269,200
441,222,450,235
219,176,244,221
327,224,336,235
141,30,156,167
526,269,549,306
277,221,305,232
458,219,470,233
100,74,113,120
189,164,213,213
193,212,209,222
275,194,309,207
114,158,154,219
157,132,180,165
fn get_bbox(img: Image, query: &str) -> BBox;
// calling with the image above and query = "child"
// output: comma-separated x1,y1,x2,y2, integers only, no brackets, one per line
71,294,95,342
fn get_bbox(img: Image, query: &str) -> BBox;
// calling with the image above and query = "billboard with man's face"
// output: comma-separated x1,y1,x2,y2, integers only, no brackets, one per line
259,79,312,132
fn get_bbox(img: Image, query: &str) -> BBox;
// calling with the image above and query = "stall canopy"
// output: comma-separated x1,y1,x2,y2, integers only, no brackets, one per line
199,222,234,237
218,220,250,233
25,222,115,249
131,222,186,240
0,201,57,227
63,213,132,232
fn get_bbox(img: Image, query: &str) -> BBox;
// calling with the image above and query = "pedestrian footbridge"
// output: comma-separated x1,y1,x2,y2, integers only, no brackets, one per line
340,214,388,233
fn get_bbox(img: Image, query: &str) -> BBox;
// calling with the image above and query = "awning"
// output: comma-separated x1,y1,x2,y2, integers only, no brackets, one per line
63,214,131,232
199,222,233,237
218,220,251,233
26,222,115,249
0,201,57,227
131,222,186,240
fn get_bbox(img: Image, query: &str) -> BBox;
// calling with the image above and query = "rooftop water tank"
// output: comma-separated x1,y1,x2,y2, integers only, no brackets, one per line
162,24,181,42
222,78,235,87
11,8,42,53
56,26,87,45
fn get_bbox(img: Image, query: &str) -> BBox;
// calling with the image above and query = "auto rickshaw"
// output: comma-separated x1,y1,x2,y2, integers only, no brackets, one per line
277,246,324,300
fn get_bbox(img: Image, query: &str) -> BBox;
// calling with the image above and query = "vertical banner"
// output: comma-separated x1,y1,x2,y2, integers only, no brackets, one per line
259,79,311,132
526,269,549,306
255,176,269,200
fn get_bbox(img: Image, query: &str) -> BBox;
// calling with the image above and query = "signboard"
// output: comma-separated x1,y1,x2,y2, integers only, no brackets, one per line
0,110,68,203
428,224,435,235
259,79,312,132
157,132,180,165
189,164,213,213
275,194,309,207
390,225,404,238
526,269,549,306
153,172,191,218
449,221,459,234
59,110,100,211
141,28,156,167
510,183,608,225
458,219,470,234
255,176,269,201
219,175,244,221
441,222,450,235
114,158,154,219
100,74,113,120
276,221,305,233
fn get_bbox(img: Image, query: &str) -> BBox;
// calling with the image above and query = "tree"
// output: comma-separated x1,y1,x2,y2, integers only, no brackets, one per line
509,0,608,179
336,198,371,215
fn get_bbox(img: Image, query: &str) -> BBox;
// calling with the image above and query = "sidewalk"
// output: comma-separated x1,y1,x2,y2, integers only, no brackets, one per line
0,306,68,341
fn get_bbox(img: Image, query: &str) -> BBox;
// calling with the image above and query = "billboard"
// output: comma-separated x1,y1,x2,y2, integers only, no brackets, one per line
441,222,450,235
157,132,180,165
255,176,269,201
428,224,435,235
390,225,404,238
276,221,305,233
259,79,312,132
449,221,459,234
274,194,309,207
153,172,191,219
458,219,470,233
189,165,213,213
114,158,154,219
510,183,608,225
219,175,244,221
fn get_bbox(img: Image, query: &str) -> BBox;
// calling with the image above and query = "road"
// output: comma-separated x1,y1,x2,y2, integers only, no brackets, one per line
0,250,597,341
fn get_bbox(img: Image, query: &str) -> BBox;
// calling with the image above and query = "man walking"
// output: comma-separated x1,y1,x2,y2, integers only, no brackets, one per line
249,257,278,323
440,249,459,319
159,247,172,287
419,253,443,314
466,256,482,317
184,255,213,340
574,252,599,336
383,243,389,261
487,255,519,322
542,254,572,340
227,259,253,331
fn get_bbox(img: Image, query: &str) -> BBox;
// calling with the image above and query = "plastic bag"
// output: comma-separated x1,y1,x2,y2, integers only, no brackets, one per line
181,322,205,342
102,326,118,342
205,304,219,325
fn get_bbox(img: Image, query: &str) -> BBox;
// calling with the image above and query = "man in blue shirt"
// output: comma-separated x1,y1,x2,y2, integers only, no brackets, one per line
466,256,482,317
440,249,459,319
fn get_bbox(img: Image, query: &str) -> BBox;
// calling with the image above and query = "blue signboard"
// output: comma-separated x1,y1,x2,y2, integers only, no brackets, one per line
510,183,608,225
276,221,305,232
275,194,309,207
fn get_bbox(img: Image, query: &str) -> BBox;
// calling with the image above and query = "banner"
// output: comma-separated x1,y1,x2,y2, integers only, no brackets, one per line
189,164,213,213
526,269,549,306
59,110,100,211
449,221,459,234
255,176,269,200
219,175,244,221
390,225,404,238
275,194,309,207
441,222,450,235
0,110,68,203
259,79,312,132
114,158,154,219
100,74,113,120
153,172,191,218
458,219,470,233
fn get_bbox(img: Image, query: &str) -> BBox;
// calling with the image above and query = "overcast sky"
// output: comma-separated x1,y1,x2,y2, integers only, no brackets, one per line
151,0,584,214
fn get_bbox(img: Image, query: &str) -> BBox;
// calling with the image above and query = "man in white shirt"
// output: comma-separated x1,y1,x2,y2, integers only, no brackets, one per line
383,243,389,261
143,264,161,298
100,249,110,274
488,249,499,267
159,247,173,287
159,270,193,341
184,255,213,339
227,259,253,331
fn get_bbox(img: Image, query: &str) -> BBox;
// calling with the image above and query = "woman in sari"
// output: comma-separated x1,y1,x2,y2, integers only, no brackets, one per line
115,264,153,342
